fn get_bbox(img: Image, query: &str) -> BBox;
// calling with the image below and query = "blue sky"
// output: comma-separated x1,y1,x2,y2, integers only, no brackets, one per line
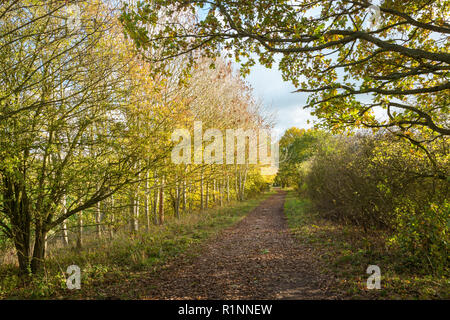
196,1,386,139
241,60,316,140
195,5,318,139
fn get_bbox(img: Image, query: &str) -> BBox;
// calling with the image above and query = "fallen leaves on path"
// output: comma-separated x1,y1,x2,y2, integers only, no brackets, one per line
133,190,339,299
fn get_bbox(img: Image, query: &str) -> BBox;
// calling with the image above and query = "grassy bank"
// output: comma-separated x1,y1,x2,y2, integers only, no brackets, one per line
284,191,449,300
0,192,273,299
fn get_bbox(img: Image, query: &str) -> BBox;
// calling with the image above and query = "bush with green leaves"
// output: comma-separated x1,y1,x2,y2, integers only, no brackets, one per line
302,132,449,274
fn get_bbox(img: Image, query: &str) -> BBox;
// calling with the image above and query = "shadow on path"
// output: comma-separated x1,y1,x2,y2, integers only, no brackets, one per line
140,190,337,299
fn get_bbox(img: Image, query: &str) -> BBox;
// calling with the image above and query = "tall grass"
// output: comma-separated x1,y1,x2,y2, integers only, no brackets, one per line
0,192,273,299
285,191,449,299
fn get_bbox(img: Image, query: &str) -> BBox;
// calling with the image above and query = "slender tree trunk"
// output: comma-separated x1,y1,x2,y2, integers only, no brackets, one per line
129,193,136,233
159,175,165,225
134,194,139,232
77,211,83,249
109,195,115,239
235,170,240,201
145,171,150,232
200,172,204,210
62,196,69,246
182,177,187,213
241,166,248,201
188,184,192,213
62,221,68,246
238,170,242,201
31,223,47,274
134,169,140,232
205,180,209,209
8,181,32,276
219,179,223,207
153,173,159,225
43,233,47,259
95,201,102,238
174,176,180,219
13,231,30,276
227,175,230,202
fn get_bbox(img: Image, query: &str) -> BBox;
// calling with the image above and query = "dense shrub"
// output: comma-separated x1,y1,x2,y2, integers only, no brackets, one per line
302,133,449,274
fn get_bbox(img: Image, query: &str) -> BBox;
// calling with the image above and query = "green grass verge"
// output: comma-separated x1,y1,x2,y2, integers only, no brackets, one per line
0,192,274,299
284,191,449,300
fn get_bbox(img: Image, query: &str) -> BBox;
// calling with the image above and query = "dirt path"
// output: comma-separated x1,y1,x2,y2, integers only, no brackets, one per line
138,190,337,299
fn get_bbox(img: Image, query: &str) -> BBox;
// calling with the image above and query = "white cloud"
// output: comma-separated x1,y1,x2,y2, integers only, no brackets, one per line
230,58,316,137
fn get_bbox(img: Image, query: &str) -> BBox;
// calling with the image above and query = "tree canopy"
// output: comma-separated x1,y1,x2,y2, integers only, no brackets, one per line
121,0,449,145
